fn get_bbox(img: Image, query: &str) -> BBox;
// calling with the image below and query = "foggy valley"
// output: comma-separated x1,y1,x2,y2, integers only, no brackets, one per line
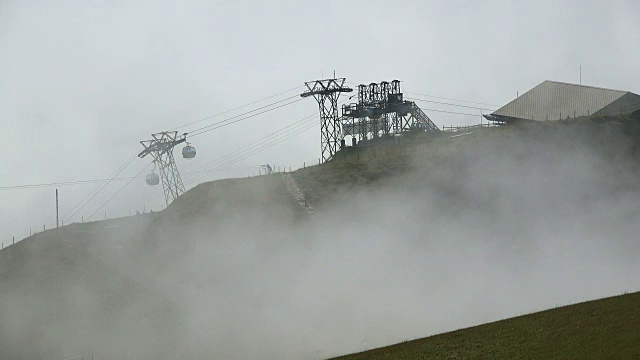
2,121,640,359
2,2,640,359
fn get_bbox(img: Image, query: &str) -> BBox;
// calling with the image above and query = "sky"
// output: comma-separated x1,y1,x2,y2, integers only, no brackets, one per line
2,0,640,242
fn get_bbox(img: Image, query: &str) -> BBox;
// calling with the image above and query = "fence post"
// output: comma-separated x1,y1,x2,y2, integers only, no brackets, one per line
13,236,14,245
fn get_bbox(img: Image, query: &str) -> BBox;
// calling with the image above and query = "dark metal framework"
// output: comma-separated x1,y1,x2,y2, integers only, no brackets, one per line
342,80,439,142
301,78,353,162
138,131,187,206
482,114,509,126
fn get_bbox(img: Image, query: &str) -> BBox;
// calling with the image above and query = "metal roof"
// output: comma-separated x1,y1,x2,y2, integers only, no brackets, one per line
492,81,629,121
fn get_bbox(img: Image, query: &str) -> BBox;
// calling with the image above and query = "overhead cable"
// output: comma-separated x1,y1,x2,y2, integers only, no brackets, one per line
185,121,318,186
189,97,304,137
64,154,139,223
405,91,498,107
0,177,135,191
86,161,153,221
184,113,317,176
172,85,304,131
406,97,496,111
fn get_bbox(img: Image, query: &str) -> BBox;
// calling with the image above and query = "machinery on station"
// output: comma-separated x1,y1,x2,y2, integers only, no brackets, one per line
302,77,439,162
138,131,196,205
341,80,439,145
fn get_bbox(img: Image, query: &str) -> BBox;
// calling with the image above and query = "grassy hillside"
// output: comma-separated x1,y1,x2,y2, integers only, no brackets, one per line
0,174,304,359
331,291,640,360
1,115,640,359
294,114,640,209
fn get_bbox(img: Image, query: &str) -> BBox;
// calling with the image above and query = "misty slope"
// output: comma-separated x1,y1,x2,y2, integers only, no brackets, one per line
331,291,640,360
0,175,304,359
1,115,640,359
294,115,640,210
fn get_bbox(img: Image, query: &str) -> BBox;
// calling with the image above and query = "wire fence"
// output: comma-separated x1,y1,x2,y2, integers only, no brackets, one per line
2,121,495,251
248,159,321,177
441,122,503,132
1,124,489,252
0,159,320,254
64,354,93,360
2,226,49,252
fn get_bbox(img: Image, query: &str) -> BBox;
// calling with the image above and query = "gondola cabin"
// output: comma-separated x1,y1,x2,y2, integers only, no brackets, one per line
182,145,196,159
146,172,160,185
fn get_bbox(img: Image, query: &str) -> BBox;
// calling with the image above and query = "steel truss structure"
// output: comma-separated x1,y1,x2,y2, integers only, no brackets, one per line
341,80,439,143
301,78,353,162
138,131,187,206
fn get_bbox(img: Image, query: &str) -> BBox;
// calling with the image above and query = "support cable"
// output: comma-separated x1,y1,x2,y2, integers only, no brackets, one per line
63,91,308,215
172,85,304,131
86,161,153,221
184,98,349,182
406,97,496,111
405,91,498,107
2,86,304,192
343,80,497,107
185,121,319,186
409,107,484,117
119,110,321,211
188,97,304,138
64,154,139,224
0,177,135,191
184,113,317,176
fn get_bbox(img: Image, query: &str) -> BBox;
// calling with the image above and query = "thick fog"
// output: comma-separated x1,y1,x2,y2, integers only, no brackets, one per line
2,123,640,359
2,1,640,359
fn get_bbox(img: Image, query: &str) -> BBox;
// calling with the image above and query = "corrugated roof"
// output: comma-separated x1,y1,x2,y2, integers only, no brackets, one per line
493,81,628,121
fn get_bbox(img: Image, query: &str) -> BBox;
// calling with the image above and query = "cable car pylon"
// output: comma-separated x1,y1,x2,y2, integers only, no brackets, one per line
138,131,196,206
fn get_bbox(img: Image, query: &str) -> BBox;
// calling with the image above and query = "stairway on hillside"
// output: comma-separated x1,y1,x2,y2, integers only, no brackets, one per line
281,173,315,216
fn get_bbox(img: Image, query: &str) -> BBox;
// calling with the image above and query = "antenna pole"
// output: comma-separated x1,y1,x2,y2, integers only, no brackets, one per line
56,189,59,228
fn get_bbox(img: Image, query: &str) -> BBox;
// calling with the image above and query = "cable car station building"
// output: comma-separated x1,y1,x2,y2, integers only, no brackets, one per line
485,80,640,124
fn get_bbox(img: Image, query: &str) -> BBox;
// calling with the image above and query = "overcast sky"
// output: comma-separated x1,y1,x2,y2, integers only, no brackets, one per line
2,0,639,242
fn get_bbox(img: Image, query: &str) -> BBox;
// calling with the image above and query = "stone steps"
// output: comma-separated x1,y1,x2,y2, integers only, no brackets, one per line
281,173,315,216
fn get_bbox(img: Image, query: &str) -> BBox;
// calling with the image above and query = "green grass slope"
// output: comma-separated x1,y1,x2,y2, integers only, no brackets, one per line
331,291,640,360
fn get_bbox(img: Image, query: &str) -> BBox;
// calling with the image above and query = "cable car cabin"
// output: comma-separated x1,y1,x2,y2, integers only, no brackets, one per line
182,145,196,159
146,172,160,186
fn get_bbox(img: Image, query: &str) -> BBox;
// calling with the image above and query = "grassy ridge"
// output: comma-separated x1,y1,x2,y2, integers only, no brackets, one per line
3,115,640,358
331,291,640,359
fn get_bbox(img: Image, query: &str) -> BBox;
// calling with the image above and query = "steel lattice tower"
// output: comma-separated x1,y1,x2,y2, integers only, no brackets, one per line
138,131,187,206
301,78,352,162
